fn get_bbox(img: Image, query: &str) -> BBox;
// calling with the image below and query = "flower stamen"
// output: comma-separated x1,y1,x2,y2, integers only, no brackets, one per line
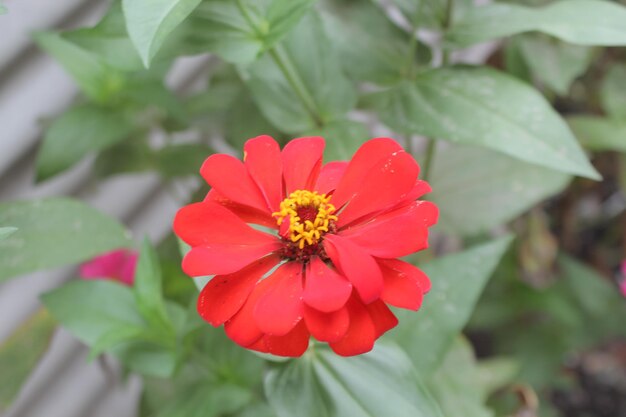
273,190,338,249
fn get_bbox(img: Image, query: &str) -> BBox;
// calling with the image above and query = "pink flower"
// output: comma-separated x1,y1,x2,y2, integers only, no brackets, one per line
79,249,138,286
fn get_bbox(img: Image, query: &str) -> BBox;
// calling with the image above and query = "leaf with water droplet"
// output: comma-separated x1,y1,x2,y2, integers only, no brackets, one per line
370,66,600,180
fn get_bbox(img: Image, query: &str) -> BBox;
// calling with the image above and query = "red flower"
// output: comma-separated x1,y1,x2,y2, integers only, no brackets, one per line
174,136,438,357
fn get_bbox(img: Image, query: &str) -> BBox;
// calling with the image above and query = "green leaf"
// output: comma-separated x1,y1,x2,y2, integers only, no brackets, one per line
447,0,626,48
0,198,131,282
305,120,369,162
134,239,172,331
427,338,495,417
65,3,146,72
516,34,593,95
94,139,155,179
122,0,202,67
391,235,513,376
265,343,443,417
42,280,144,346
0,227,17,241
429,145,571,236
185,0,315,65
34,31,126,103
600,63,626,119
391,0,454,29
244,12,357,133
36,104,133,181
557,255,626,327
159,383,252,417
567,116,626,152
0,4,6,14
371,66,600,179
0,309,56,411
322,0,427,85
42,280,180,377
155,144,213,178
88,324,158,361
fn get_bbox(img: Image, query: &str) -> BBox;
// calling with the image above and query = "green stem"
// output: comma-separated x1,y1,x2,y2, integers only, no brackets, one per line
421,138,437,183
235,0,323,127
422,0,454,177
403,1,425,79
441,0,454,66
269,48,324,127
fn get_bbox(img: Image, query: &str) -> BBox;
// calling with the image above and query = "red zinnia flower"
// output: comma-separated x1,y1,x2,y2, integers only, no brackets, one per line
173,136,438,357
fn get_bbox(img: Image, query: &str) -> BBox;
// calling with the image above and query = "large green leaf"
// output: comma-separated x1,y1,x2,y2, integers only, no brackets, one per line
0,309,56,411
429,145,571,236
265,343,443,417
600,63,626,119
0,198,131,282
185,0,315,65
123,0,202,67
391,236,513,376
244,12,357,133
36,104,133,181
446,0,626,48
42,280,144,345
568,116,626,152
516,34,593,95
42,280,180,377
371,66,600,179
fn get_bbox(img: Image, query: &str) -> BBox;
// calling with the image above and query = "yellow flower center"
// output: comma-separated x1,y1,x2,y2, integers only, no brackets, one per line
273,190,338,249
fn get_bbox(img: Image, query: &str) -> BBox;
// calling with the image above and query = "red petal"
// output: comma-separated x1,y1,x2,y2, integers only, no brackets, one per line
339,201,438,258
174,201,278,247
200,153,269,213
206,190,276,228
323,234,383,304
282,137,325,193
182,242,280,276
378,258,430,310
329,296,376,356
244,136,284,211
331,138,404,209
336,151,419,227
224,276,275,347
262,321,310,357
197,255,281,326
303,305,349,343
315,162,348,195
303,257,352,312
365,300,398,337
254,262,304,336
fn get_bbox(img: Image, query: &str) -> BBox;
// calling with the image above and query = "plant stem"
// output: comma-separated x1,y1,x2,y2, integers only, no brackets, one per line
269,48,324,127
441,0,454,66
403,1,425,79
422,0,454,178
235,0,323,127
421,138,437,183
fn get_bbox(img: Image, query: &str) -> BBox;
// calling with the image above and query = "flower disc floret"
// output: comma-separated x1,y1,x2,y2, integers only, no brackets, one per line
273,190,338,249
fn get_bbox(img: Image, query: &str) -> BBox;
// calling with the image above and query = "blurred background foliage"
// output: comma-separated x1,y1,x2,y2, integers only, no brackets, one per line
1,0,626,416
